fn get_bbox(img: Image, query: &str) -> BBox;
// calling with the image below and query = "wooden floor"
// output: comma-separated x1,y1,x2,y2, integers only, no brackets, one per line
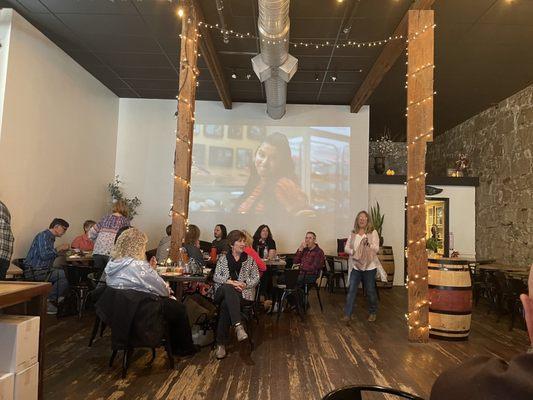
43,288,529,400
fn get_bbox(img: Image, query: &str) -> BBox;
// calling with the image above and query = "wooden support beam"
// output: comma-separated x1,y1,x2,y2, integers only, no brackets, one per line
170,5,199,262
350,0,434,113
406,10,434,343
193,0,232,109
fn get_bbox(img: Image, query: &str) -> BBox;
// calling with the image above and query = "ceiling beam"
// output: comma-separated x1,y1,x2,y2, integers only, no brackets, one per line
350,0,435,113
193,0,232,109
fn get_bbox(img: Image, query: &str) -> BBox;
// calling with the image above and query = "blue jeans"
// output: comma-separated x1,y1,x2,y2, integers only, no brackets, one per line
344,268,378,316
31,268,68,302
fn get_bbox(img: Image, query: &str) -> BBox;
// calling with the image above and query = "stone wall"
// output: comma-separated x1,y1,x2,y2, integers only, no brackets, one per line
426,84,533,265
369,142,407,175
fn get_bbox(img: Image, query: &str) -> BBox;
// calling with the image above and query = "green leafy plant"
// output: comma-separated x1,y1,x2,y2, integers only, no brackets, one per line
426,237,439,253
107,175,141,220
370,202,384,244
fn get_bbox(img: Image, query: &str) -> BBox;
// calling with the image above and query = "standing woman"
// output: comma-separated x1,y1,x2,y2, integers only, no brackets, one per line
0,201,14,280
342,211,381,323
252,224,277,260
89,200,130,271
212,230,260,359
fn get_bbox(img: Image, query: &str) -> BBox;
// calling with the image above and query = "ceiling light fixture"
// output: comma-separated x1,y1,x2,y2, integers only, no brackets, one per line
337,0,345,3
315,73,320,81
231,71,237,79
331,73,337,82
246,74,251,80
177,8,184,18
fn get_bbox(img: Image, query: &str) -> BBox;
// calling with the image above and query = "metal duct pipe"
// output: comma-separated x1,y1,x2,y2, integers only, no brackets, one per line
215,0,230,44
252,0,297,119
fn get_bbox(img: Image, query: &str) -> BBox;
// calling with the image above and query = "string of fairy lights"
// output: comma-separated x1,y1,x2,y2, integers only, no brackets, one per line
403,22,437,337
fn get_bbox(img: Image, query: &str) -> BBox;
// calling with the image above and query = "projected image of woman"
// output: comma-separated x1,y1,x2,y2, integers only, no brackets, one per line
236,132,310,215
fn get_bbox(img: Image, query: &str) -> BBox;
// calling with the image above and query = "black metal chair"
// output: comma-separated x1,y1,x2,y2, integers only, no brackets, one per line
507,277,527,331
302,270,324,312
325,256,347,293
321,385,425,400
273,268,304,321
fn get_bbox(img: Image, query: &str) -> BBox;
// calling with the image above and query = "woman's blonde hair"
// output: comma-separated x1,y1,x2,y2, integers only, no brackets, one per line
242,230,253,247
111,227,147,261
353,210,374,234
112,200,129,218
184,224,200,245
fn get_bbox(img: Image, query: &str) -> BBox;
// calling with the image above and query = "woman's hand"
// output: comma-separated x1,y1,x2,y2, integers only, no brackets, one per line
520,265,533,345
149,256,157,269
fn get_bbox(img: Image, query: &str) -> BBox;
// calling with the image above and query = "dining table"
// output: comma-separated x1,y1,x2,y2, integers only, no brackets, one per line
160,272,208,299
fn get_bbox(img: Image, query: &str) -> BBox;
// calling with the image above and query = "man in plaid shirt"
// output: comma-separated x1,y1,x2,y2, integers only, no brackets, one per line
0,200,14,280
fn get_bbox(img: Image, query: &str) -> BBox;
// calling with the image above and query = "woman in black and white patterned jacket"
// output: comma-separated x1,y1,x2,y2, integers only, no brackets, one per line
213,229,260,359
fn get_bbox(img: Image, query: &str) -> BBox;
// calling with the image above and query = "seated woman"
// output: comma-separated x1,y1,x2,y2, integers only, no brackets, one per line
252,224,277,260
104,228,196,356
183,224,206,267
71,220,96,252
213,230,260,359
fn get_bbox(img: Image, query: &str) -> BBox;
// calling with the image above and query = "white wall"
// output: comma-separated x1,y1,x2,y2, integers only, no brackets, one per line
116,99,369,253
0,10,119,257
0,10,12,136
368,183,476,285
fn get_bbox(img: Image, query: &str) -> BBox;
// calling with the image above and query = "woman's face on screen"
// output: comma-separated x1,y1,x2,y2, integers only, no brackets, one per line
255,142,280,178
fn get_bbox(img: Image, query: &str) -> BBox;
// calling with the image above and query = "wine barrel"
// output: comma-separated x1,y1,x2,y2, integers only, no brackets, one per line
377,246,395,288
428,258,472,340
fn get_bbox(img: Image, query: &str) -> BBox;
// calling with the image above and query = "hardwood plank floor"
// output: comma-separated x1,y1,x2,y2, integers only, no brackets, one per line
42,288,529,400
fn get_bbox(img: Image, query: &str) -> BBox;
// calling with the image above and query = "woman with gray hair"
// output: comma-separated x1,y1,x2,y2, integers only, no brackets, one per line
104,228,196,356
0,200,14,280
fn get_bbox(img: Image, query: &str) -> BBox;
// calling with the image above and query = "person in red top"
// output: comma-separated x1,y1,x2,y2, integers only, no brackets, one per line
71,220,96,251
294,231,325,286
243,230,266,277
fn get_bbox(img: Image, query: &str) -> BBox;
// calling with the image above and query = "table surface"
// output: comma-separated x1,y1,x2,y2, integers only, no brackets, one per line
477,264,530,272
160,273,207,283
265,259,287,266
66,255,94,263
0,281,51,308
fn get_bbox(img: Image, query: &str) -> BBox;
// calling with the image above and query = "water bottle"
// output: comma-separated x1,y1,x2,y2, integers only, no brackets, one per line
264,245,269,260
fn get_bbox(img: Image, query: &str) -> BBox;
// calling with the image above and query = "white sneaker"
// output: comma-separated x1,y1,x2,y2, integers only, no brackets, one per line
47,301,58,315
235,324,248,342
215,345,226,359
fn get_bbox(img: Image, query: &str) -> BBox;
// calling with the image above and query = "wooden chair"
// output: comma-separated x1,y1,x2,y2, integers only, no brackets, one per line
325,256,347,293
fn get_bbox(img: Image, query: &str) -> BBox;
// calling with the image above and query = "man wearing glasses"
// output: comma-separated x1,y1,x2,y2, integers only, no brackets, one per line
25,218,70,314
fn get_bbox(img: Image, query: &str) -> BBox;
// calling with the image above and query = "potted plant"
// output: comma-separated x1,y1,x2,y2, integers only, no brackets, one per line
454,153,469,177
370,129,400,175
108,176,142,220
370,202,385,246
426,237,439,256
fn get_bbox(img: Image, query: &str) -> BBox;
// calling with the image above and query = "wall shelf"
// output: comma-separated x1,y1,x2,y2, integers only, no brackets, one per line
369,174,479,187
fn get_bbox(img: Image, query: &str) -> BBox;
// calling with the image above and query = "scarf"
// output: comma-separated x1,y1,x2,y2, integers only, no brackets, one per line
227,252,248,280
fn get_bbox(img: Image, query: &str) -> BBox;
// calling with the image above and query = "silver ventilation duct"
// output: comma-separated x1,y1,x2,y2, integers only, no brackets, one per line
252,0,298,119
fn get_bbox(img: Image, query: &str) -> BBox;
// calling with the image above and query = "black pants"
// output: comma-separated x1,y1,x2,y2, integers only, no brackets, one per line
93,254,110,279
161,298,196,355
214,284,246,345
0,258,9,280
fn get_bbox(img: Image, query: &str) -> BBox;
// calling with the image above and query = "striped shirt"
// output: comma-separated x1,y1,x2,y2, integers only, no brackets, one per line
89,214,130,256
0,201,14,262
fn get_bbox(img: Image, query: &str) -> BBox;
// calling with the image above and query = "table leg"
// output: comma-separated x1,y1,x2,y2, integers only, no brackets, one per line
27,294,46,400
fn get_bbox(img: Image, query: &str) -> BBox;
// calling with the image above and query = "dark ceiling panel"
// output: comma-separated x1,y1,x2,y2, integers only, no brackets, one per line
58,13,149,36
41,0,136,14
0,0,531,141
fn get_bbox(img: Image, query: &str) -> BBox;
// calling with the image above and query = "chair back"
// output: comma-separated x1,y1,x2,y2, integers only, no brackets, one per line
322,385,425,400
337,238,348,254
282,268,300,290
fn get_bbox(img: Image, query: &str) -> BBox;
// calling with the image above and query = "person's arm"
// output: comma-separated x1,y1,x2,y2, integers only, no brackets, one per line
213,256,229,284
293,247,304,264
369,230,380,253
311,249,325,274
344,234,355,255
88,221,101,241
244,258,260,289
141,264,170,297
37,233,57,261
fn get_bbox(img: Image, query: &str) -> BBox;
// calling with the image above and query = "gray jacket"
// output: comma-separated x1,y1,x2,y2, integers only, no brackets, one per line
105,257,169,297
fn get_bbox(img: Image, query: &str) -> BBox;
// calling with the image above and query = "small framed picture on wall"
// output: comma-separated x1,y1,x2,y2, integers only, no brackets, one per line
227,126,243,139
209,146,234,168
236,148,252,169
204,124,224,139
247,126,266,141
